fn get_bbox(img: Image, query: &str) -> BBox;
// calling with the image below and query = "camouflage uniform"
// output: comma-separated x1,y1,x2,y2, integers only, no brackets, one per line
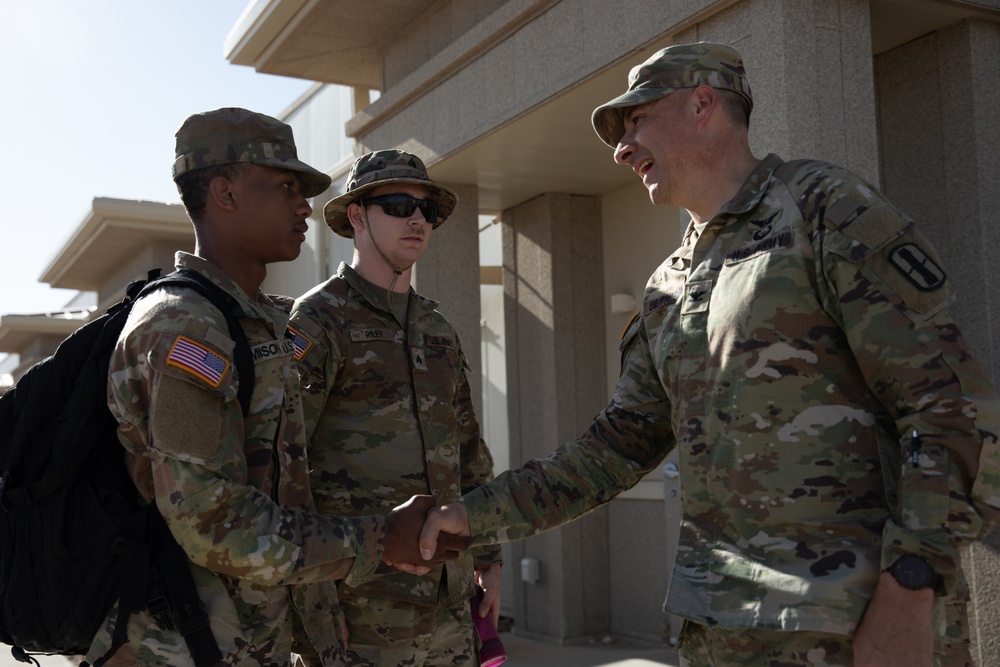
87,252,386,667
460,155,1000,659
290,262,500,666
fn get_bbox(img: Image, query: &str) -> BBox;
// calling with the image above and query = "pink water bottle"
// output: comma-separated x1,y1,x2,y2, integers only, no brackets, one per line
471,585,507,666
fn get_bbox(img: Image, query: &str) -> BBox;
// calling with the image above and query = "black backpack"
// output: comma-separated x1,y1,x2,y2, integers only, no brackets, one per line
0,268,254,667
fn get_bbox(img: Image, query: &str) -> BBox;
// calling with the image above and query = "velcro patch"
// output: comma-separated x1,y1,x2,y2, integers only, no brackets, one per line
166,336,230,387
423,334,455,349
286,326,313,361
646,291,680,314
351,328,393,342
836,199,909,255
725,231,793,265
251,338,295,363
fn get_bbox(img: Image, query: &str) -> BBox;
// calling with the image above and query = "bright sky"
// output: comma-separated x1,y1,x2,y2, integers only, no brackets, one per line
0,0,314,317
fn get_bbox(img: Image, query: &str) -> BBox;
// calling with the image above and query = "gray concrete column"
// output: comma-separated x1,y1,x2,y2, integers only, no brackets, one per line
412,182,483,419
501,192,610,641
875,18,1000,667
683,0,880,182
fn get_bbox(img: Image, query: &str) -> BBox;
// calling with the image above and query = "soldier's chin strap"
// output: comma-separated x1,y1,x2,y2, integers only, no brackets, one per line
358,198,414,309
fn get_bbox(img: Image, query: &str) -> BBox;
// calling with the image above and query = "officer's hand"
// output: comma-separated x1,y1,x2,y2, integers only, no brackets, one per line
854,571,933,667
383,495,470,573
418,501,472,561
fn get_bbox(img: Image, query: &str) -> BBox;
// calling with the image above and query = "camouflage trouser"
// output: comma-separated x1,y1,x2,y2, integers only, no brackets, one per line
676,618,966,667
941,600,973,667
339,590,477,667
677,623,854,667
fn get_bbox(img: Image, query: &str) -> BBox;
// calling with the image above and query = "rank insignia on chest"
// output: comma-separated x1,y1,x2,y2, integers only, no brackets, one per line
411,347,428,372
681,280,713,314
286,326,313,361
166,335,230,387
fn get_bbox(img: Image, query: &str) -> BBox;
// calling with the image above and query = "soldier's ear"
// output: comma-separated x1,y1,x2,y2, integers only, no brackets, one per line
347,202,366,234
208,175,238,212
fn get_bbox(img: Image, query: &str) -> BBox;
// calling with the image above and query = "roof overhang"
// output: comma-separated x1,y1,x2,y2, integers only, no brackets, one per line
225,0,1000,212
225,0,440,89
39,198,191,291
0,310,91,353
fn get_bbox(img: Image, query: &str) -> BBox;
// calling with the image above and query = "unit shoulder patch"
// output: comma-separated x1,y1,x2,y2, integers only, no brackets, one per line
863,227,952,320
887,243,946,292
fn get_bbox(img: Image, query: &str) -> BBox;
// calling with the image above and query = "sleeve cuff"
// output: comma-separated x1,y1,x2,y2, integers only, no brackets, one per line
881,519,959,595
460,486,517,547
342,514,387,587
472,545,504,567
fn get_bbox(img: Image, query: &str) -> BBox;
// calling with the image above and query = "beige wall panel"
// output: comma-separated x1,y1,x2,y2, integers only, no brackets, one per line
358,0,727,158
876,19,1000,666
413,183,484,420
608,499,672,643
676,0,879,182
501,192,612,641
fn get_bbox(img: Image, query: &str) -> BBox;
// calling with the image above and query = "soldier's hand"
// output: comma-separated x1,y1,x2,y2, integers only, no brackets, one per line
383,495,470,573
419,501,472,561
854,571,933,667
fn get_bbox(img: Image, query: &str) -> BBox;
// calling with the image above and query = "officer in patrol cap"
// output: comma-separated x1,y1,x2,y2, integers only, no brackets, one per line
87,110,466,667
417,43,1000,667
289,150,502,666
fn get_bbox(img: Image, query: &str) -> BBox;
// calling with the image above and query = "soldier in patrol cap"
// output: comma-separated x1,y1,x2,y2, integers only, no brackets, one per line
416,43,1000,666
88,109,466,667
289,150,502,666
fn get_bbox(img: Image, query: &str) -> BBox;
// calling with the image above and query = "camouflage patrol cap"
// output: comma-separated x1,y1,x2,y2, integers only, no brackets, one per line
591,42,753,147
172,107,332,198
323,149,458,238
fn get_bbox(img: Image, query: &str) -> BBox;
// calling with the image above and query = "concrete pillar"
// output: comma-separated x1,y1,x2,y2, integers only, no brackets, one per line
875,18,1000,666
412,182,484,419
501,192,610,641
683,0,880,182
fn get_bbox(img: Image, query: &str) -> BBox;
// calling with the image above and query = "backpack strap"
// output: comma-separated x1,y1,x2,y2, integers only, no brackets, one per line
95,269,257,667
149,505,223,667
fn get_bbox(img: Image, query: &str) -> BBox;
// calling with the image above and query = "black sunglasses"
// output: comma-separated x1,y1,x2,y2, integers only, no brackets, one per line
362,194,439,224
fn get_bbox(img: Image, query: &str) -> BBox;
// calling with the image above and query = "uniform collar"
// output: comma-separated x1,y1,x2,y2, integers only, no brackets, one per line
681,154,785,248
174,251,287,319
717,153,785,216
338,262,439,314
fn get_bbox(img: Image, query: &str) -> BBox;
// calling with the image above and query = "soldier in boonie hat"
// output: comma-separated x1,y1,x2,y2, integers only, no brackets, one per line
323,149,457,238
591,41,753,147
172,107,331,197
290,149,498,667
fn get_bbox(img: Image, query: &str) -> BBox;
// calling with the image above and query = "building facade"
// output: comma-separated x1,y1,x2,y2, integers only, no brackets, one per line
226,0,1000,660
3,0,996,661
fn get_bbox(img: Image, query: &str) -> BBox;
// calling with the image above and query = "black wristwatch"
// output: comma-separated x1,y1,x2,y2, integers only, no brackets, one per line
888,554,939,591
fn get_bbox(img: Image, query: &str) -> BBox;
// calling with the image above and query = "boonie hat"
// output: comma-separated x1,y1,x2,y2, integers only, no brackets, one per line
323,150,458,238
591,42,753,147
172,107,332,198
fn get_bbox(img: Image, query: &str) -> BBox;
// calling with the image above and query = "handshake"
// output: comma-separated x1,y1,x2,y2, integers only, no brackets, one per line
381,494,473,572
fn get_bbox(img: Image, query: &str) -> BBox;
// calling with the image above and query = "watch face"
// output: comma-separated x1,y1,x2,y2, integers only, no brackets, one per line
892,555,935,590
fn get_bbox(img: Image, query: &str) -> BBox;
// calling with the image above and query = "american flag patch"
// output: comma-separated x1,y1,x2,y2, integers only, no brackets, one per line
286,326,313,361
166,336,230,387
